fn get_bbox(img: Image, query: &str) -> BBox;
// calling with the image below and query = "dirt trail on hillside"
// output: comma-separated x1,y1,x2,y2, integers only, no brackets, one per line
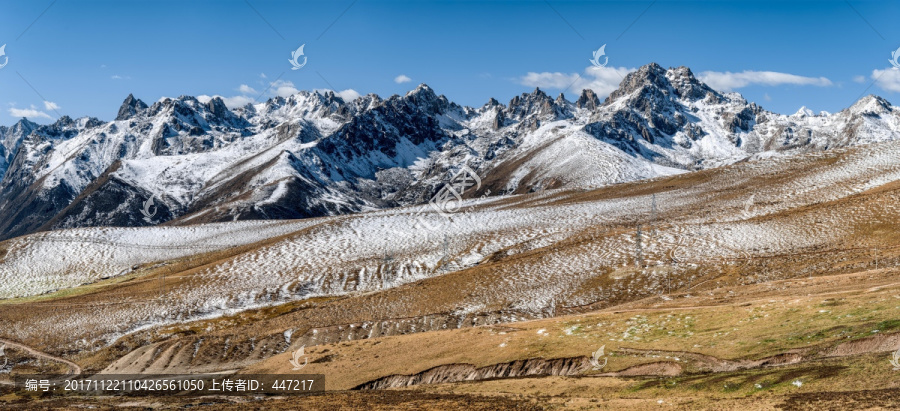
0,337,82,385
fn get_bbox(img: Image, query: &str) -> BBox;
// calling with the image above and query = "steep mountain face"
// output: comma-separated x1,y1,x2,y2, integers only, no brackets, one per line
0,63,898,240
0,118,38,179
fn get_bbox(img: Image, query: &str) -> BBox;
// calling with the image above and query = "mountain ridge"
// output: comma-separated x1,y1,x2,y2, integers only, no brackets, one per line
0,63,898,240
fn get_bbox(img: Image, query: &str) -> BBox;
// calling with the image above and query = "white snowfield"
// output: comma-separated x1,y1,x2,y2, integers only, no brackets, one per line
5,138,900,344
0,220,322,299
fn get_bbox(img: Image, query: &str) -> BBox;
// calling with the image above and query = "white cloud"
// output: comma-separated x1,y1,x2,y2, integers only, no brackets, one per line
764,93,772,101
872,68,900,93
853,75,867,83
111,75,130,80
270,79,300,98
697,70,832,92
9,105,51,119
238,84,258,95
518,66,636,98
43,101,60,111
394,74,412,84
222,95,256,107
259,73,267,79
336,89,361,101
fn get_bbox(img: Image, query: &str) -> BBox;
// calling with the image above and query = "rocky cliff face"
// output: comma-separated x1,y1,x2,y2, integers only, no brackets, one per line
0,118,37,179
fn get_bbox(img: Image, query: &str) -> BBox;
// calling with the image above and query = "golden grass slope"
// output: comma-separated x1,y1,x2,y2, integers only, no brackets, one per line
4,139,900,406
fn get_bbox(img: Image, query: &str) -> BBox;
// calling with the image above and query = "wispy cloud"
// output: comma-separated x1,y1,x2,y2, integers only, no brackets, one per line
43,101,60,111
697,70,832,92
111,75,131,80
518,66,636,98
238,84,258,94
9,104,51,119
270,79,299,97
872,68,900,93
394,74,412,84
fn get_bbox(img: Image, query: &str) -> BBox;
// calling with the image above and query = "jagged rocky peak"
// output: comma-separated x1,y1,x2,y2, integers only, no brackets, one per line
666,65,720,101
29,115,83,141
408,83,437,97
479,98,506,130
149,95,241,127
205,96,231,118
607,62,670,102
404,83,455,114
792,106,816,118
318,90,346,106
147,96,184,117
848,95,893,116
256,90,349,121
289,90,339,109
262,95,288,114
508,88,554,117
482,97,502,109
0,118,38,154
51,115,76,128
345,93,383,114
576,89,600,110
2,118,38,137
238,102,257,115
173,95,202,109
604,63,719,105
504,88,572,130
556,92,569,106
509,87,551,107
116,94,149,121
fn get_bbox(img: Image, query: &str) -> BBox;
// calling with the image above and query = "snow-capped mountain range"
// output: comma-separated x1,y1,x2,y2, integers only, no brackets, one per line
0,62,898,241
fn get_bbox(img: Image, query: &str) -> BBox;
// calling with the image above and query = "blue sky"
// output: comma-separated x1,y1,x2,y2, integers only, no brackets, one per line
1,0,899,124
